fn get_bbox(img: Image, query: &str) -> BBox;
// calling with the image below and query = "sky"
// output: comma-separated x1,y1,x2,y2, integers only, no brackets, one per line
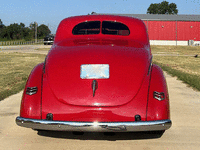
0,0,200,34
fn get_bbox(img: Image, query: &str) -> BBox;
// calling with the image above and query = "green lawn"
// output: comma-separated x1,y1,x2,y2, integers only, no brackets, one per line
151,45,200,91
0,52,46,100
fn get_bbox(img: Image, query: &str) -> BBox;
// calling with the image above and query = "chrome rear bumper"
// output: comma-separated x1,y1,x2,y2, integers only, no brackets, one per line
16,117,171,132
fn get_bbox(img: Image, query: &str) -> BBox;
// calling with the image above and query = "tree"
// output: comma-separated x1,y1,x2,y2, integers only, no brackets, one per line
147,1,178,14
29,22,36,30
37,24,51,38
0,19,4,28
168,3,178,14
0,20,51,40
6,23,18,39
0,19,5,39
6,23,27,40
24,27,32,41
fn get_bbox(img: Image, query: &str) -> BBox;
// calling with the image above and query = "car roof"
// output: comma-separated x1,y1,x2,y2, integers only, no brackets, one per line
54,15,149,46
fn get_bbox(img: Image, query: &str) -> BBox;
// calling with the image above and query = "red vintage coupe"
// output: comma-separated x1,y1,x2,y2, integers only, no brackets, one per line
16,15,171,133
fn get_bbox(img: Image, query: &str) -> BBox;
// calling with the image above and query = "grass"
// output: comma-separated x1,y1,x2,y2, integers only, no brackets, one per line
151,45,200,91
35,48,51,51
0,52,46,101
153,61,200,91
153,56,200,76
151,45,200,55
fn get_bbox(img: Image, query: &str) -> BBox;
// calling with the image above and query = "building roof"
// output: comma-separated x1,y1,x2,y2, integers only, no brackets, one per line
92,13,200,21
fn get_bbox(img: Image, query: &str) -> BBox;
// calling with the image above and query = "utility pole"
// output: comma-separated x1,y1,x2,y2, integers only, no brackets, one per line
176,20,177,46
35,22,37,43
48,23,50,35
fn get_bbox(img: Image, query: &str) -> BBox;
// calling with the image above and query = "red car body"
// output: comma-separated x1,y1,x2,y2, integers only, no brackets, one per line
16,15,171,132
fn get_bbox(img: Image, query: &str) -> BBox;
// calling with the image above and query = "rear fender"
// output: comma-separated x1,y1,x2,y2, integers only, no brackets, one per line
147,64,170,121
20,63,44,119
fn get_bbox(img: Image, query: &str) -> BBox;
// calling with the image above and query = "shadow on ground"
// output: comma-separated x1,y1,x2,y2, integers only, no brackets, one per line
37,130,164,141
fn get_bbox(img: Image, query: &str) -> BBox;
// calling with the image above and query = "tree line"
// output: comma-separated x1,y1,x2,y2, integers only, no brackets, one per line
0,19,51,41
91,1,178,15
0,0,178,41
147,1,178,14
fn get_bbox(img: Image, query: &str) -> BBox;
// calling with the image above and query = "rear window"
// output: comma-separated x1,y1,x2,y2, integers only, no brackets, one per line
72,21,130,36
72,21,100,35
102,21,130,36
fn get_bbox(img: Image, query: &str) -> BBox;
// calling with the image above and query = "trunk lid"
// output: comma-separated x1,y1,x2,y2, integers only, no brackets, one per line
45,41,150,107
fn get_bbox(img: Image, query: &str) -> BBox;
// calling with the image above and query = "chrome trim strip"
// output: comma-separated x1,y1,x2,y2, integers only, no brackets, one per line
16,117,171,132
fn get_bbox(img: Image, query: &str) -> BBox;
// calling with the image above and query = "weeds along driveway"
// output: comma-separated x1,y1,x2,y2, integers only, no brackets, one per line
0,72,200,150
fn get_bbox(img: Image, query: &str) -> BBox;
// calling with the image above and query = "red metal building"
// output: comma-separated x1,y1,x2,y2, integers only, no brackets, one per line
143,20,200,41
94,13,200,45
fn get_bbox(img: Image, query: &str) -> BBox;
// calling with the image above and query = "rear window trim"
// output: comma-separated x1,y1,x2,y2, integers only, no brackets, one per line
72,21,101,35
72,20,130,36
